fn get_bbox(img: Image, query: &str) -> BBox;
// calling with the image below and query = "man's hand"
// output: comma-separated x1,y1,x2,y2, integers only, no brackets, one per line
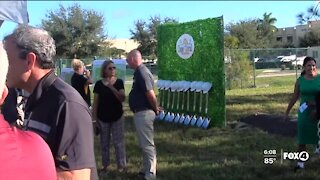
155,106,164,116
158,106,164,112
57,169,91,180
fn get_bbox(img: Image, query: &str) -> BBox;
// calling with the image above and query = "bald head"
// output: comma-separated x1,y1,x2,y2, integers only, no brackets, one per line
128,50,142,59
127,49,143,69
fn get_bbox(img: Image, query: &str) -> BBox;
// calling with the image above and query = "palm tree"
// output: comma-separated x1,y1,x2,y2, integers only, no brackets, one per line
297,3,320,25
258,12,277,35
257,12,277,47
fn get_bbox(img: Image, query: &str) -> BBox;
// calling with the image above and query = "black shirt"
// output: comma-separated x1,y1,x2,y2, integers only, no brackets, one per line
2,88,18,124
93,79,124,123
23,70,96,174
71,73,91,106
129,64,155,112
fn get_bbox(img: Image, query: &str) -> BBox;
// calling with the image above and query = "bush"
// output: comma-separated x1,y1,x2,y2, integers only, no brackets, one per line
226,51,253,89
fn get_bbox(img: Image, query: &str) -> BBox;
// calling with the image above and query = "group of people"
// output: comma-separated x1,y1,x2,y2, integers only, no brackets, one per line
70,51,159,179
5,23,320,178
0,24,160,180
285,56,320,171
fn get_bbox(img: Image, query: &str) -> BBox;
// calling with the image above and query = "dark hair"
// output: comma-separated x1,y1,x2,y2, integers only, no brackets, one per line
101,60,114,78
301,56,317,76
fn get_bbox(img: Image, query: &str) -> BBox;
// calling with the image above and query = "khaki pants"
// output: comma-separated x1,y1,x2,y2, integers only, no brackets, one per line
133,110,157,179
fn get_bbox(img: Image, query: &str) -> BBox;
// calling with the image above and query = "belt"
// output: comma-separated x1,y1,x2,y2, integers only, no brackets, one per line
133,108,150,113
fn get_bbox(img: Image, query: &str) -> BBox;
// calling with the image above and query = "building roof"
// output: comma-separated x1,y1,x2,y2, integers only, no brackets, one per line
106,39,140,53
277,20,320,29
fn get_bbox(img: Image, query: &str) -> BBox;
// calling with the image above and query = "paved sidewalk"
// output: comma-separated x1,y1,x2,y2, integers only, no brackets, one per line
256,72,297,78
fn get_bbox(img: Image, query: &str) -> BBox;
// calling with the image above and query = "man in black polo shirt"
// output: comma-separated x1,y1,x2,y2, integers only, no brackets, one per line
4,25,97,180
127,49,160,180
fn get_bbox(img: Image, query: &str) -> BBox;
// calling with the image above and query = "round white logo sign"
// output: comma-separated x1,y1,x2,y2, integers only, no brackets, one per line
176,34,194,59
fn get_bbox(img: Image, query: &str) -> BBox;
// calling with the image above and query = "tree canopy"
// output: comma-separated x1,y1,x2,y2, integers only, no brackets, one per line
297,4,320,25
296,3,320,47
130,15,178,58
226,19,263,49
225,13,277,49
41,3,109,59
299,28,320,47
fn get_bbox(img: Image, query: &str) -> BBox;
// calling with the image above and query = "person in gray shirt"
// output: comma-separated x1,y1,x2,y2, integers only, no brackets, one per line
127,50,160,180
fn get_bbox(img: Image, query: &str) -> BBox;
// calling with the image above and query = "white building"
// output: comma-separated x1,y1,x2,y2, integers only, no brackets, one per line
106,39,140,53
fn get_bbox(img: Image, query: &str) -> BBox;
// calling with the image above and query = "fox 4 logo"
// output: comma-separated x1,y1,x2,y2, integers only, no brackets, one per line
283,151,309,162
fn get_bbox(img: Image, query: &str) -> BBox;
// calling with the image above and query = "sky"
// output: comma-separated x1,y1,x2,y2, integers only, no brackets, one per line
0,1,319,40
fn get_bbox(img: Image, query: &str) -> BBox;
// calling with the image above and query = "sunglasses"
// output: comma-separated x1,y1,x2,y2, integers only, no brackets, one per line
108,66,116,70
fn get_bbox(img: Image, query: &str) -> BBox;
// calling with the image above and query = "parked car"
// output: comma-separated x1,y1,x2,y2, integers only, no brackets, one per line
280,55,296,63
275,56,284,61
291,56,306,69
253,57,265,62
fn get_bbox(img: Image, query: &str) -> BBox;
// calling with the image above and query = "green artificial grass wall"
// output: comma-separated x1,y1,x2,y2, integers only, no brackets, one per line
157,17,225,127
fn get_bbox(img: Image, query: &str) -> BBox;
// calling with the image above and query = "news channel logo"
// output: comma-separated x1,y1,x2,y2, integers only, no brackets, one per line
263,149,310,165
282,151,309,162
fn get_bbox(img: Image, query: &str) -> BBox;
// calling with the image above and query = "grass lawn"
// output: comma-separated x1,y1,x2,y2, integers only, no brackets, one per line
95,74,320,180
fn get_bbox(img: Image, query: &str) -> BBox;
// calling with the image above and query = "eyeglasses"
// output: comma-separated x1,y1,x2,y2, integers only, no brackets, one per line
108,66,116,70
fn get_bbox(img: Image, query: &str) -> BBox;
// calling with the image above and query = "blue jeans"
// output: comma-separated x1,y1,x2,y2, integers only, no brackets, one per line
133,110,157,178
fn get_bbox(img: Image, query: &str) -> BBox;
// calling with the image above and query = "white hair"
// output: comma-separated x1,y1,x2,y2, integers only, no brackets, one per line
0,43,8,97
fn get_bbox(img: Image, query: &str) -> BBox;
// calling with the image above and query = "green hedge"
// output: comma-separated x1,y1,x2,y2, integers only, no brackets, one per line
157,17,225,127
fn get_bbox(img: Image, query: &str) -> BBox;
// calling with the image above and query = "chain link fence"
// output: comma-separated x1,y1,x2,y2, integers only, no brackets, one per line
225,47,320,90
54,47,320,89
55,57,157,83
55,58,94,76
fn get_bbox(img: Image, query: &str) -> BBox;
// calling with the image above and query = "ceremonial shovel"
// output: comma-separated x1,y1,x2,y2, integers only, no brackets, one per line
191,81,205,126
164,81,172,121
200,82,212,129
179,81,191,124
174,81,184,123
185,81,198,125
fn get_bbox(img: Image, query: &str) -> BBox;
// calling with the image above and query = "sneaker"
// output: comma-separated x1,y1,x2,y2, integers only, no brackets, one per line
294,161,305,172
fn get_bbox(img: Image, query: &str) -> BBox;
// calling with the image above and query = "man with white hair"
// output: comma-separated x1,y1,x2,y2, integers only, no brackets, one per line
3,25,97,179
0,43,56,179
